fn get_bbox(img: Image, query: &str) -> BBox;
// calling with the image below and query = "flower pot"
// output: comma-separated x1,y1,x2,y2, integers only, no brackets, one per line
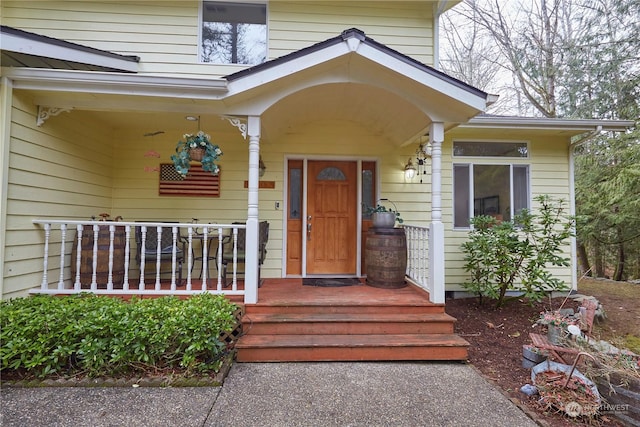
189,147,205,161
372,212,396,228
547,325,563,345
523,345,547,363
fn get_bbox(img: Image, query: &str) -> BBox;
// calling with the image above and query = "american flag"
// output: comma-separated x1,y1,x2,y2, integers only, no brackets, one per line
159,163,220,197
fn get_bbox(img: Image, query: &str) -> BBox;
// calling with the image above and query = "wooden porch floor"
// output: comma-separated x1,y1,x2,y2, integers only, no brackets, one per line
250,277,436,307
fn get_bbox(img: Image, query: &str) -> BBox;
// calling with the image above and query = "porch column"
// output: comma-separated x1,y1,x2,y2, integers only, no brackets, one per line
429,122,445,304
244,116,261,304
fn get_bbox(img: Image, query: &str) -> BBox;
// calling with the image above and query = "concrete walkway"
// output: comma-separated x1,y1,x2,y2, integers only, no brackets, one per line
1,362,536,427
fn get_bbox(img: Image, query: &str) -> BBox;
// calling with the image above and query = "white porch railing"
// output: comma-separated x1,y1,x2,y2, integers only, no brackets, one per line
404,224,431,296
31,220,247,299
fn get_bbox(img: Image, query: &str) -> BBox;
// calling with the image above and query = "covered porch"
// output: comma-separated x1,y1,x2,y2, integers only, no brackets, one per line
3,29,493,307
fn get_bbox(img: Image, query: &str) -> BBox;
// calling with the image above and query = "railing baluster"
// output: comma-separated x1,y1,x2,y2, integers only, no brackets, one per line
139,226,147,290
58,223,67,289
107,224,115,291
186,227,194,291
170,225,178,291
41,223,50,289
91,224,99,291
74,224,83,290
231,228,239,288
216,227,224,291
155,225,162,290
201,226,209,291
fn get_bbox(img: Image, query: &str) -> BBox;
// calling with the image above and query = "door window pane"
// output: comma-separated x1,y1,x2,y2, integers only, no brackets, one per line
201,1,267,65
317,167,346,181
289,168,301,219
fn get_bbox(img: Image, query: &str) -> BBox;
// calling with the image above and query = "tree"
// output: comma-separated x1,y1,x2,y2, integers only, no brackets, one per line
442,0,640,279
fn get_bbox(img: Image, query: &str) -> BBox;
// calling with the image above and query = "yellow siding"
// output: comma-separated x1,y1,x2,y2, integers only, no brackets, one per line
442,132,573,292
269,1,435,64
1,1,436,79
4,91,115,298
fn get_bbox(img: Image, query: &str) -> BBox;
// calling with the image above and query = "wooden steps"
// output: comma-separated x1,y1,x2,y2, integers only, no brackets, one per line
235,281,468,362
243,312,457,335
236,333,469,362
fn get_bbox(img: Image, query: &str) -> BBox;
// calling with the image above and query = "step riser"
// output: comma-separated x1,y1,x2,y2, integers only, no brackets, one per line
245,322,454,335
236,346,468,362
245,305,445,315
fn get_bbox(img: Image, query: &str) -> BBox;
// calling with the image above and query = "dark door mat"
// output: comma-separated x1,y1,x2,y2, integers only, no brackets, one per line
303,278,362,287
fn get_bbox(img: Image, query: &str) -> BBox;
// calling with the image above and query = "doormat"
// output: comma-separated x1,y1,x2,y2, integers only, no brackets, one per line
303,278,362,287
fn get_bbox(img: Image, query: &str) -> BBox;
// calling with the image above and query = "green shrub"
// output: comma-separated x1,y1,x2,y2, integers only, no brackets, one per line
0,293,238,378
461,195,574,308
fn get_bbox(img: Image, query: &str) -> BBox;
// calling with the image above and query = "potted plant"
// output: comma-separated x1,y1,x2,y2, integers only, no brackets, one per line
364,200,403,228
171,131,223,177
538,311,577,344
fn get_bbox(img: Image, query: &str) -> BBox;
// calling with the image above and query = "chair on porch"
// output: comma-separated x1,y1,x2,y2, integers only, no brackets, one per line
221,221,269,288
135,224,186,285
529,299,598,364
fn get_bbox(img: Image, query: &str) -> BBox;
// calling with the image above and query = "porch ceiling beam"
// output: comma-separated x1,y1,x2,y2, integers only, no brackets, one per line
4,68,228,100
27,93,231,116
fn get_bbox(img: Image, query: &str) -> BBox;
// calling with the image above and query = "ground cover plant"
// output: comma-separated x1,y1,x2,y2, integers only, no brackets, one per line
0,293,238,379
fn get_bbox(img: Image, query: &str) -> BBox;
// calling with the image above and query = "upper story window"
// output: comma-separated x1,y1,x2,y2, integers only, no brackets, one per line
453,141,529,158
201,1,267,65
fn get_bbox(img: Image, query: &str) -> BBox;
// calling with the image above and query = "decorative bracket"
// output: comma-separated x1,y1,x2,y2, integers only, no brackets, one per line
37,106,72,127
220,115,247,139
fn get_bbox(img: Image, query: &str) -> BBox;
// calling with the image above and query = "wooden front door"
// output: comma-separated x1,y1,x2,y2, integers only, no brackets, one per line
306,160,358,274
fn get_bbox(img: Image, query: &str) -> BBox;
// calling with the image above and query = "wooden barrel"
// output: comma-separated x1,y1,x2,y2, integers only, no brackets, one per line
365,227,407,289
71,225,126,288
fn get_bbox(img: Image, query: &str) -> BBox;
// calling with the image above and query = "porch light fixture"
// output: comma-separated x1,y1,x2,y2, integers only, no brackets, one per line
404,158,416,180
404,141,432,183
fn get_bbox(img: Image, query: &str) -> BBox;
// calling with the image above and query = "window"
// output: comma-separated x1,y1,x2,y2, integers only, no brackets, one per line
453,164,530,228
201,1,267,65
453,141,528,158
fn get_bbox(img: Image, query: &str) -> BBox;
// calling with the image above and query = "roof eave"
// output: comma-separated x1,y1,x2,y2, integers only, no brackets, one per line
3,68,228,99
462,116,634,132
1,25,139,73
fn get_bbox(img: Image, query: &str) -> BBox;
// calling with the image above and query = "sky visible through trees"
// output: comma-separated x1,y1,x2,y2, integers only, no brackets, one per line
441,0,640,280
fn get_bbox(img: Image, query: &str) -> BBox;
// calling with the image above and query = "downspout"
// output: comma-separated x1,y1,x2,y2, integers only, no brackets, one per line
568,125,602,291
0,77,13,298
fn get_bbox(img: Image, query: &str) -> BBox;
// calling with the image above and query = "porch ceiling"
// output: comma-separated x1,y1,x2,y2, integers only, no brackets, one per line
260,83,427,144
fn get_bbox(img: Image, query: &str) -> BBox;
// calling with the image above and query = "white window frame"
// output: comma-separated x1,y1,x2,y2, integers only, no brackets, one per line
199,0,268,66
452,140,532,230
453,139,530,159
